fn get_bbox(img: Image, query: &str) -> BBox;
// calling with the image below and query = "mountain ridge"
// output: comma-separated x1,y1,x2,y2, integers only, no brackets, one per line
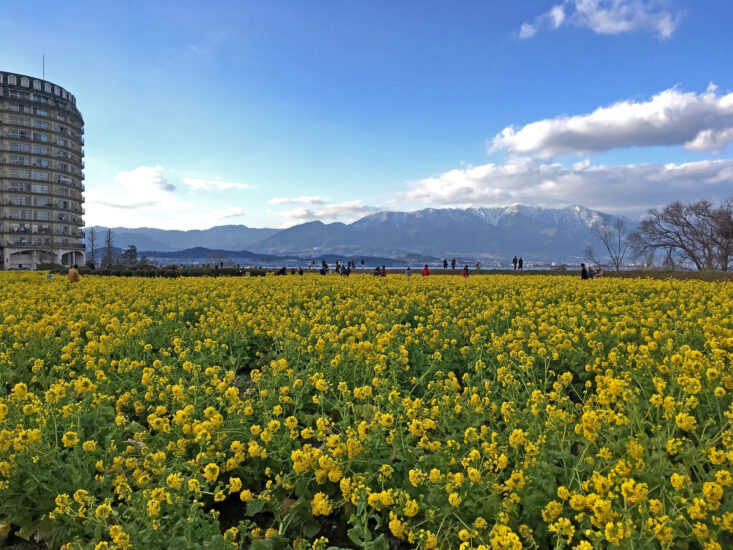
85,205,633,262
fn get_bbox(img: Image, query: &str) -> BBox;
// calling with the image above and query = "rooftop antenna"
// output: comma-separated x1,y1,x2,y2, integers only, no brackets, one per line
43,54,45,80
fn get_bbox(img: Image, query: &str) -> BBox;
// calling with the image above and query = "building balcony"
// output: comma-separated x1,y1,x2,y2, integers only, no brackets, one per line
3,239,85,250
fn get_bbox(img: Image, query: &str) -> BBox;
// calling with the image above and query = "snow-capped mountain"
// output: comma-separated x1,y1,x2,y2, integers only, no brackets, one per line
86,205,633,263
245,205,630,261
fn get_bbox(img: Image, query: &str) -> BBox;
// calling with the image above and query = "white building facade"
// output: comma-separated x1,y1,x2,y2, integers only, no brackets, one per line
0,70,85,269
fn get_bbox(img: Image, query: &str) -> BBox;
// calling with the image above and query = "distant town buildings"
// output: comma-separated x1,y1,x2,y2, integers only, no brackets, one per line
0,70,85,269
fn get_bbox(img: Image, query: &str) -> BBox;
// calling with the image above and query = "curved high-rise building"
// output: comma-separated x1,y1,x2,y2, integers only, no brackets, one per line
0,70,85,269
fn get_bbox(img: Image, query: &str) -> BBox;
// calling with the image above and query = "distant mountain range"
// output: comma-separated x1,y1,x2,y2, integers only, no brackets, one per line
84,224,278,252
85,205,632,264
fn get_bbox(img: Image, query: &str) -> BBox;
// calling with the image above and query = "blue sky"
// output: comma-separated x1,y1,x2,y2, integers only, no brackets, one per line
2,0,732,229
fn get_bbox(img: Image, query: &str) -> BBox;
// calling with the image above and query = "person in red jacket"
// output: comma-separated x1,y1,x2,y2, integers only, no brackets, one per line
461,265,469,278
422,264,430,276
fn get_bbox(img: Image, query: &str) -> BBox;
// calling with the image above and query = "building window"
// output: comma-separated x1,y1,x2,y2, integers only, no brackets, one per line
33,120,49,129
35,108,48,117
8,130,30,139
10,196,27,206
32,132,49,143
10,182,29,192
10,143,31,153
11,209,32,219
10,156,30,166
8,74,17,85
31,184,50,194
10,169,30,178
33,198,51,207
32,145,49,155
35,211,50,221
8,104,32,114
21,77,29,87
32,171,49,181
8,116,30,126
33,80,41,90
32,158,50,168
8,90,30,101
44,83,52,93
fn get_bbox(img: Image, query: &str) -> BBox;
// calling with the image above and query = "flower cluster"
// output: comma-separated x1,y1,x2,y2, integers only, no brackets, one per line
0,271,730,549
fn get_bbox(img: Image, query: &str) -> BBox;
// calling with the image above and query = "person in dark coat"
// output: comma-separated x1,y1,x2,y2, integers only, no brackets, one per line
580,263,588,279
443,259,448,269
512,256,518,270
518,257,523,271
451,258,456,270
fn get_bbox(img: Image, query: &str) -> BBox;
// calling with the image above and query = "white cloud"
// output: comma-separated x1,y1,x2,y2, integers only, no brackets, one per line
95,200,160,209
268,195,327,206
490,84,733,158
215,207,246,220
115,165,175,194
519,0,681,40
519,23,537,39
85,166,252,229
183,177,255,191
269,197,380,227
404,158,733,216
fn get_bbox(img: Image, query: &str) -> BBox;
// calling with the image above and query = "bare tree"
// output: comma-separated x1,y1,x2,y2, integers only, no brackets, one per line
629,198,732,271
583,217,630,271
87,227,97,267
102,229,116,268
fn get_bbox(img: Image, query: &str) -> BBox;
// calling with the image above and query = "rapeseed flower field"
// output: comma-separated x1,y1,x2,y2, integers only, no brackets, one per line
0,272,731,549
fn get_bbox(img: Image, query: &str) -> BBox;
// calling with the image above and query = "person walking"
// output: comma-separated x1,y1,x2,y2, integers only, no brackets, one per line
405,266,411,277
422,264,431,276
443,259,448,270
512,256,518,270
518,257,523,271
461,265,469,278
67,264,80,283
451,257,456,270
580,263,588,279
476,261,481,271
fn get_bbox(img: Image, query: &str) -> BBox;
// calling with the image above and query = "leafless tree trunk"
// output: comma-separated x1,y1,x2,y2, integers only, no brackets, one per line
584,217,629,270
102,229,115,268
629,199,732,271
87,227,97,267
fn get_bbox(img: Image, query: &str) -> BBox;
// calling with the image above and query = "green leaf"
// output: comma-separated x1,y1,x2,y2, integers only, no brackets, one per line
301,519,321,538
247,498,267,516
368,534,389,550
250,536,290,550
347,525,364,546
